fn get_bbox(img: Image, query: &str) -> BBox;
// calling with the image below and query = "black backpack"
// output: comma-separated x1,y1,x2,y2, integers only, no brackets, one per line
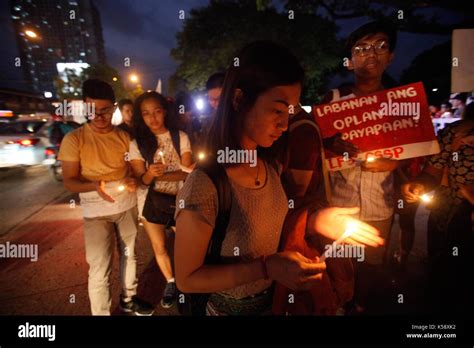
176,162,232,315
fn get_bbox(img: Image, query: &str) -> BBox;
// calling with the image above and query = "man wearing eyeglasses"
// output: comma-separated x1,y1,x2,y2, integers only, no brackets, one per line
58,79,154,316
320,21,400,314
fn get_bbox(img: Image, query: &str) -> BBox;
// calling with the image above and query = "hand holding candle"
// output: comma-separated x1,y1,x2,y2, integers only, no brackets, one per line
121,177,137,193
147,163,167,177
158,151,167,165
402,182,425,203
419,193,433,203
354,155,376,166
95,180,115,203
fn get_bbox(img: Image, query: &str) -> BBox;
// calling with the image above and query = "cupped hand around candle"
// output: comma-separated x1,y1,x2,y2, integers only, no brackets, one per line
402,182,425,203
266,251,326,291
123,177,137,193
307,207,384,247
147,163,167,177
95,180,115,203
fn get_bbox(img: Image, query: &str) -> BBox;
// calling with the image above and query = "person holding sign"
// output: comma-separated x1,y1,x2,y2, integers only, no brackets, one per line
320,21,401,314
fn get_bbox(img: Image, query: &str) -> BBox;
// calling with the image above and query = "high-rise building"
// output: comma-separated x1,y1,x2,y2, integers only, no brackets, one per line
10,0,105,97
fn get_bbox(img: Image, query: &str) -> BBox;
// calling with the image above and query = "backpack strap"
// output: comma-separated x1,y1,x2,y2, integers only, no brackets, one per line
200,163,232,264
176,164,231,316
288,115,332,204
170,129,181,160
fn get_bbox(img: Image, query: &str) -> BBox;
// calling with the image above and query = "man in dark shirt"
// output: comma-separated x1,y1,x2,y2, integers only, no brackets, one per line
117,98,134,135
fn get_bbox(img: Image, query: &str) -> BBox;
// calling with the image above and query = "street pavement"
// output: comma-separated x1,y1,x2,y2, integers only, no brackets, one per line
0,172,179,315
0,166,69,236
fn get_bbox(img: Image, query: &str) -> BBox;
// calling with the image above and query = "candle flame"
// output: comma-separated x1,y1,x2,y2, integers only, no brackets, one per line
198,152,205,160
158,151,167,164
366,156,375,163
118,185,125,192
343,221,358,239
420,194,432,203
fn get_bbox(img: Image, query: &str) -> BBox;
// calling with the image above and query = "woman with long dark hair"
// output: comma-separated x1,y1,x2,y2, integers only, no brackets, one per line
129,91,193,308
174,41,383,315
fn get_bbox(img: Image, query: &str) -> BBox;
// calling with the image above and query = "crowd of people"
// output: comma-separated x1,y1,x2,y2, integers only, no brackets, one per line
429,92,470,119
57,20,473,316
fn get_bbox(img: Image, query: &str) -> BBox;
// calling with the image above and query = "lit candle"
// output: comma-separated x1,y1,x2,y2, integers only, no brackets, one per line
198,152,206,161
158,151,167,165
118,185,125,192
320,221,357,262
419,193,432,203
354,155,376,165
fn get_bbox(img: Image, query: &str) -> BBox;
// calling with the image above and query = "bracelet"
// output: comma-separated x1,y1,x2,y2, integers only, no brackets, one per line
260,255,269,280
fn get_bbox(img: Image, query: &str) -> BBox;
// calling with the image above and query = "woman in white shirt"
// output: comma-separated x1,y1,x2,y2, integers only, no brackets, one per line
129,91,193,308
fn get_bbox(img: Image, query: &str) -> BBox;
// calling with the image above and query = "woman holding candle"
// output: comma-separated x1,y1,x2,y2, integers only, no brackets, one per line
129,91,193,309
174,41,384,316
402,102,474,313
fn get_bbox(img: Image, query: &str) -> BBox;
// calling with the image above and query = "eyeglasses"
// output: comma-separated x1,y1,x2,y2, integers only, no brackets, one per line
94,107,115,118
352,40,389,57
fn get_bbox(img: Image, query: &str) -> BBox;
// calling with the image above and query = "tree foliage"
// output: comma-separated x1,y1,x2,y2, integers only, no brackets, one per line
54,63,138,101
282,0,473,35
171,0,342,103
400,41,451,104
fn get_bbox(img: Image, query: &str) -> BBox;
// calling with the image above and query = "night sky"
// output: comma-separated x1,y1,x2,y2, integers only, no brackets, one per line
0,0,465,97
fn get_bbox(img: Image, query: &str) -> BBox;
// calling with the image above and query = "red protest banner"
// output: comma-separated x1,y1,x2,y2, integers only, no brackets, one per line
313,82,440,171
